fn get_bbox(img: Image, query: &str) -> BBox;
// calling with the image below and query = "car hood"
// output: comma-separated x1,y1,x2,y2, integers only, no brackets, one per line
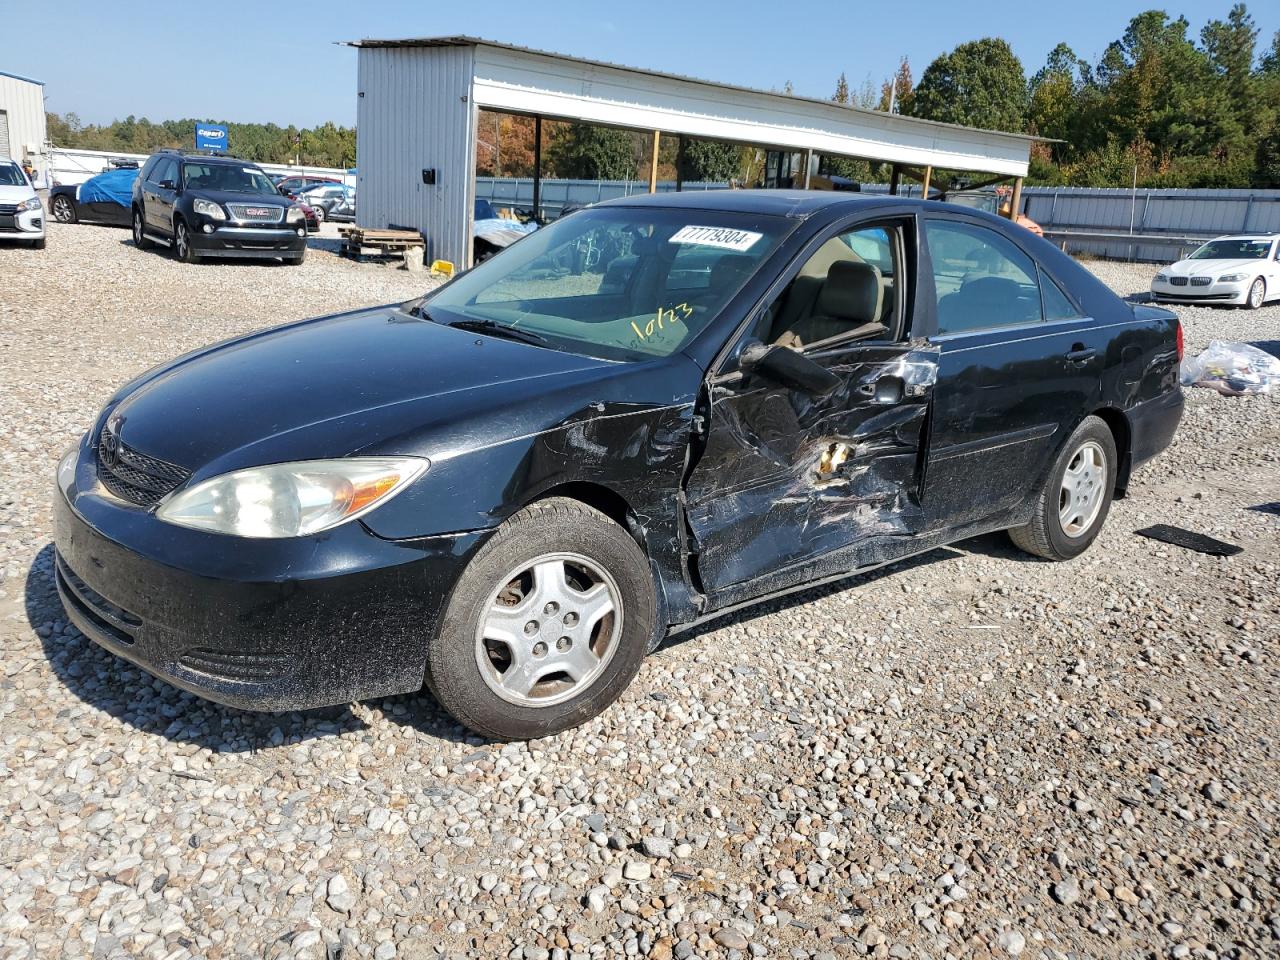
0,184,36,202
107,305,618,478
1166,258,1264,278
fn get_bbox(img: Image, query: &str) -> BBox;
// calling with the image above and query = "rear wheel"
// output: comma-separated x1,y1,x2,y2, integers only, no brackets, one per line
1009,416,1117,561
426,498,656,740
174,219,196,263
1244,277,1265,310
132,209,152,249
52,196,76,223
313,205,326,222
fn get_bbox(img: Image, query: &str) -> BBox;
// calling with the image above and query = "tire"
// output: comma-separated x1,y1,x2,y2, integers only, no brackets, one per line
132,208,152,249
52,196,77,224
1009,415,1117,561
31,237,46,250
426,497,656,740
313,205,326,222
174,218,196,263
283,253,305,266
1244,277,1265,310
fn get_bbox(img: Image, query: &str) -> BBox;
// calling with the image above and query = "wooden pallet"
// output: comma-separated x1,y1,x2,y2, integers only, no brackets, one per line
338,225,425,262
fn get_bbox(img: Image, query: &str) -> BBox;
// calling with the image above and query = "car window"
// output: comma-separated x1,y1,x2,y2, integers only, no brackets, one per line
755,222,904,351
1189,239,1270,260
1039,268,1083,321
182,163,277,194
427,208,790,362
925,220,1043,335
153,158,177,185
0,163,26,187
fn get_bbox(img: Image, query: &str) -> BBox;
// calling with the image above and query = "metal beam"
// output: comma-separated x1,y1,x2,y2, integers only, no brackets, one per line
802,148,812,188
889,164,901,196
648,130,661,193
532,114,542,222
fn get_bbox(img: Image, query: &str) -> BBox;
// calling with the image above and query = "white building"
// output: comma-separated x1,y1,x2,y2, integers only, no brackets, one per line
346,36,1038,268
0,70,47,176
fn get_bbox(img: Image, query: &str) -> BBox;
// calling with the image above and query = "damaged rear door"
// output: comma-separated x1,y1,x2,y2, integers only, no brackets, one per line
682,215,939,596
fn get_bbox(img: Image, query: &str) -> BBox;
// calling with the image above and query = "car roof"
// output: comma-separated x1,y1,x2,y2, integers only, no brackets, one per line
603,189,933,219
1209,234,1278,241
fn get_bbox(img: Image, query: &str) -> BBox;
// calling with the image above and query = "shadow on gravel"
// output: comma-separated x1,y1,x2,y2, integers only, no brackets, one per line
660,545,967,652
1251,339,1280,359
25,543,474,752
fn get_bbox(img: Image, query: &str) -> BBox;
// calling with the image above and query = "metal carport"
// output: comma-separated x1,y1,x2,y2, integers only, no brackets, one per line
345,36,1038,268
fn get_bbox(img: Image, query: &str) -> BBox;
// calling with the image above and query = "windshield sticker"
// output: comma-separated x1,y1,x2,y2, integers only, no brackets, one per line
631,302,694,342
669,225,763,252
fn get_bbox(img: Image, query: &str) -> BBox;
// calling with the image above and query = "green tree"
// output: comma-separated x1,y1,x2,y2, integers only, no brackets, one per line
1028,43,1087,158
909,39,1026,131
832,72,850,105
679,139,740,182
545,123,636,180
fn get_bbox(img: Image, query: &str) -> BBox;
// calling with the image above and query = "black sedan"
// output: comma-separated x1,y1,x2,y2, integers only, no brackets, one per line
53,192,1184,739
49,168,138,227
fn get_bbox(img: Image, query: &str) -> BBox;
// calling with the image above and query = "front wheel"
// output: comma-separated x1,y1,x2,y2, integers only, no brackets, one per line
31,237,46,250
174,219,196,263
1244,277,1265,310
313,205,326,222
426,498,656,740
132,209,152,249
1009,416,1117,561
52,196,76,223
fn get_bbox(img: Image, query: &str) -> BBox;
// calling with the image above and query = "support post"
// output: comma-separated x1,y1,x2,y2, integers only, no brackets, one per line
1009,176,1023,222
675,135,685,192
802,148,813,189
889,164,901,196
920,165,931,200
649,131,661,194
532,115,543,222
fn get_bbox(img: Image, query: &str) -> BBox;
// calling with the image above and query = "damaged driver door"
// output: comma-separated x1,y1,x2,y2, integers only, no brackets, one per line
683,217,940,598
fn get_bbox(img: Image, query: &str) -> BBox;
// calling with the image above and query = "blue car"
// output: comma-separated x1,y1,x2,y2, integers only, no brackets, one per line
49,167,138,227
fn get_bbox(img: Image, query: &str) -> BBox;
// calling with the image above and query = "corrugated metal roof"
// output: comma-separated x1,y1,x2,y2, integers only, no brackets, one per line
0,69,44,86
344,35,1038,148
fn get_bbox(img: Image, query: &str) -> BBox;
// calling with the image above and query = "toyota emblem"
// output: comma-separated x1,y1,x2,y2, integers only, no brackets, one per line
101,416,122,469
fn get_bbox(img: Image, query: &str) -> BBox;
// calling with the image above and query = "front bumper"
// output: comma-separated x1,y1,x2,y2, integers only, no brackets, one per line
52,439,484,711
0,203,45,239
189,223,307,259
1150,279,1248,304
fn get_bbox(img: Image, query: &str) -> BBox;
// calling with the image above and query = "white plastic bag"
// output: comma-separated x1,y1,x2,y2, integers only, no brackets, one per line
1180,340,1280,396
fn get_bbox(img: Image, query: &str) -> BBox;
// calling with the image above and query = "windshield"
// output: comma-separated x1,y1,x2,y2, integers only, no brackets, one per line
182,163,278,195
425,207,791,361
0,163,28,187
1189,239,1272,260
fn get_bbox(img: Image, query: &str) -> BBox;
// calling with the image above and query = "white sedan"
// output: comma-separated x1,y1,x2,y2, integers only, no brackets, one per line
0,160,46,249
1151,235,1280,309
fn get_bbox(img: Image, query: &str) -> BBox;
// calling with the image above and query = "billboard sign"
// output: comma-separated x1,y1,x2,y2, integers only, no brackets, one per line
195,123,228,153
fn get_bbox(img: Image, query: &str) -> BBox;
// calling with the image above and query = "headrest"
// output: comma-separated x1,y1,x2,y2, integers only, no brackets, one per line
959,276,1021,311
710,254,754,290
817,260,882,324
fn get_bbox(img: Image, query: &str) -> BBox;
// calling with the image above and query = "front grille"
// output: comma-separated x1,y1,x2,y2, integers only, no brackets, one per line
97,433,191,508
227,204,285,223
178,648,290,683
56,555,140,646
1190,277,1212,286
1169,276,1188,287
0,204,17,216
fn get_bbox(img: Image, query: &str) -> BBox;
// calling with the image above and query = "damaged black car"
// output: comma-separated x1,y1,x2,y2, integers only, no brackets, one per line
53,192,1184,739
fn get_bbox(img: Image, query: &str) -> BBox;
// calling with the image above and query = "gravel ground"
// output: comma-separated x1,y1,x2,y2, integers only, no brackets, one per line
1,224,1277,960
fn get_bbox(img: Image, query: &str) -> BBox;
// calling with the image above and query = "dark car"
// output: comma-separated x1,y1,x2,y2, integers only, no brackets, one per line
53,192,1183,739
131,150,307,264
275,175,341,199
49,168,139,227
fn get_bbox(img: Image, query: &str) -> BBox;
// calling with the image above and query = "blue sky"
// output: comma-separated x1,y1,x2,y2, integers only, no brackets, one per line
8,1,1279,127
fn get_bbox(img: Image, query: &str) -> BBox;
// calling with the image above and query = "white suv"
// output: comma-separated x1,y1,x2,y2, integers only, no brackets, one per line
0,160,46,249
1151,235,1279,309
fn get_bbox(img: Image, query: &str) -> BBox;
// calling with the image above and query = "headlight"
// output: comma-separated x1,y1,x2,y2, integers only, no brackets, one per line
156,457,428,538
1153,273,1168,283
1218,273,1246,283
193,198,226,221
286,206,304,224
16,196,42,212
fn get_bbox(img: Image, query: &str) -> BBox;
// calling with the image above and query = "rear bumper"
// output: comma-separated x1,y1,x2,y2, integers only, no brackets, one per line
52,440,482,711
1129,387,1184,472
190,225,306,258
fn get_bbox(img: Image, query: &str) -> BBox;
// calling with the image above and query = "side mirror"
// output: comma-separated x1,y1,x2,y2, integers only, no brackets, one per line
738,338,841,396
158,179,176,190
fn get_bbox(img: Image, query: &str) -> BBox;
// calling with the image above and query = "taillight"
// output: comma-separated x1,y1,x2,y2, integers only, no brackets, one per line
1175,322,1184,362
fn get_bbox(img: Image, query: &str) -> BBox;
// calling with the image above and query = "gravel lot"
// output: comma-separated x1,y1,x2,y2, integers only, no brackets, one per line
1,224,1277,960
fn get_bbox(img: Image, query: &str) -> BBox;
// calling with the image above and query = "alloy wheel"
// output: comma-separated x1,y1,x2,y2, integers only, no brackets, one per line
132,212,143,245
52,197,75,223
474,552,622,707
1059,440,1107,538
1248,279,1265,309
176,223,188,260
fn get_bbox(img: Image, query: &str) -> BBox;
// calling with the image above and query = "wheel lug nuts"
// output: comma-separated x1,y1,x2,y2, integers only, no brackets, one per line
524,621,539,636
532,641,547,657
563,612,579,627
544,602,559,615
556,636,572,652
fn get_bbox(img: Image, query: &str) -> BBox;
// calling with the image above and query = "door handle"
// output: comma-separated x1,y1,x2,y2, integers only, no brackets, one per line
1065,345,1096,363
858,375,904,404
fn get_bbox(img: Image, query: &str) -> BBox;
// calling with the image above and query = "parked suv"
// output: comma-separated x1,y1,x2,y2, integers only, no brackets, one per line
132,150,307,264
0,160,46,249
